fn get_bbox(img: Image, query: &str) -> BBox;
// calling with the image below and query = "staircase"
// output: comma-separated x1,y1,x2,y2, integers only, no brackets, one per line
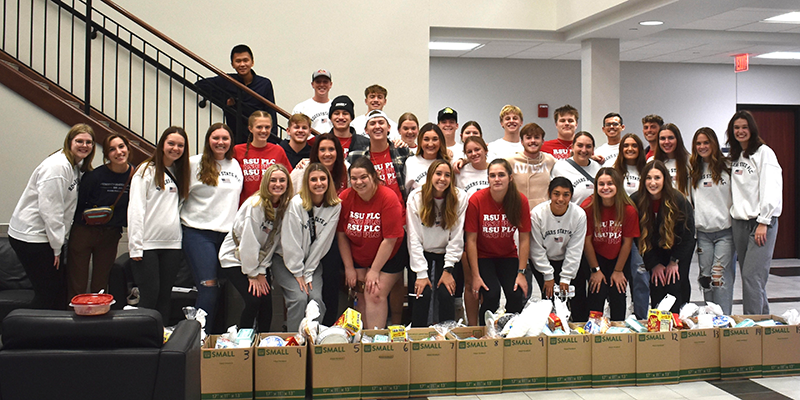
0,0,292,161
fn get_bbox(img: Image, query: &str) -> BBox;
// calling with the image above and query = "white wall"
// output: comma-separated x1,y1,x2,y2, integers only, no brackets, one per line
430,57,800,146
429,57,582,142
0,84,71,222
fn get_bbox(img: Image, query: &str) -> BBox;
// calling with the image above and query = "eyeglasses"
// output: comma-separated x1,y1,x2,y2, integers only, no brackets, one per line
604,122,621,128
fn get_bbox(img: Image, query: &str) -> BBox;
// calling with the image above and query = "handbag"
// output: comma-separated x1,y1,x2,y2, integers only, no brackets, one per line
82,167,134,225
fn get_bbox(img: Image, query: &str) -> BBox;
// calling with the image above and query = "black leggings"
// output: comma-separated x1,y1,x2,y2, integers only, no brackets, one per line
9,237,66,310
478,257,525,325
130,249,182,324
219,266,273,332
584,254,631,321
410,252,456,327
647,248,694,313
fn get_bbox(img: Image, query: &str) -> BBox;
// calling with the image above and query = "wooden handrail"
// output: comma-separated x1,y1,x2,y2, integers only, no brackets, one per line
98,0,298,125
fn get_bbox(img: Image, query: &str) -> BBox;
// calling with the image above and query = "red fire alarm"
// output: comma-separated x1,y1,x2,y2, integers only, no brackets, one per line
538,104,549,118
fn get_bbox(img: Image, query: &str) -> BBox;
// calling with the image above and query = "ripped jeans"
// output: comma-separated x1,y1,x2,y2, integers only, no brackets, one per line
696,229,735,315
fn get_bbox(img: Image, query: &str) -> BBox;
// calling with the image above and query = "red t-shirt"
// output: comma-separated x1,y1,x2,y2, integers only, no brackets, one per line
337,185,404,268
465,188,531,259
337,136,353,158
541,139,572,160
370,148,403,203
645,148,655,160
583,200,640,260
234,143,293,204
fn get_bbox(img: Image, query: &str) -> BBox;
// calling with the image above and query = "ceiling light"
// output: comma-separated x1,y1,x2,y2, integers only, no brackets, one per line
756,51,800,60
764,11,800,24
638,20,663,26
429,42,482,51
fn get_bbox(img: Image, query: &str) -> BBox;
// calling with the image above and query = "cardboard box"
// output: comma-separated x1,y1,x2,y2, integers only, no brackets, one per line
503,335,547,392
254,333,306,400
360,329,410,399
679,328,720,381
309,340,361,400
201,335,254,399
743,315,800,377
546,325,592,389
720,318,762,379
407,328,456,396
450,326,503,394
591,332,636,387
636,330,680,385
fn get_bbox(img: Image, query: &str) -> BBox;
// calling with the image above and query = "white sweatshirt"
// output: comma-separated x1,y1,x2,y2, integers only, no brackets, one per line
622,164,640,196
127,164,182,258
404,156,435,194
691,162,732,232
529,201,586,285
456,163,489,198
487,138,522,162
550,158,601,205
281,195,341,283
730,145,783,224
9,150,81,255
594,142,619,166
180,155,243,232
218,195,279,277
406,188,469,279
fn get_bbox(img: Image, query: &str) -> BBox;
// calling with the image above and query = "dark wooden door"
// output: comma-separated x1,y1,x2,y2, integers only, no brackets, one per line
738,106,797,259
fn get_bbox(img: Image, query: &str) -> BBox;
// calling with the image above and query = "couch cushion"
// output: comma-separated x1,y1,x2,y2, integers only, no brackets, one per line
1,308,164,350
0,238,31,290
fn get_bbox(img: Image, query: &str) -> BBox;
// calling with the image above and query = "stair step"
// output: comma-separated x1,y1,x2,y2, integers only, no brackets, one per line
0,59,19,70
34,80,50,90
99,120,111,127
65,100,80,108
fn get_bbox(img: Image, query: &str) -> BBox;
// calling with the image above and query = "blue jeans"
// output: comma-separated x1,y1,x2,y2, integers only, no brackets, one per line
629,241,650,319
696,229,735,315
182,225,227,333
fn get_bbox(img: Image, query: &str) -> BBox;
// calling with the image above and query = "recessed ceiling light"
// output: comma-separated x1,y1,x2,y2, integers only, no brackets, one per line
756,51,800,60
639,20,663,26
429,42,482,51
764,11,800,24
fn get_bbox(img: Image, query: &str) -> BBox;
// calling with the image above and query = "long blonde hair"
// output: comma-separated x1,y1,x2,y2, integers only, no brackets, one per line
419,160,459,230
299,163,341,210
254,164,292,225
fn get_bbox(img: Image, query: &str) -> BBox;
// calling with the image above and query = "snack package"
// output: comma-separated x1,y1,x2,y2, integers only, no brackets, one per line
625,315,647,333
388,325,407,342
734,318,755,328
431,320,463,340
548,313,563,332
334,308,363,338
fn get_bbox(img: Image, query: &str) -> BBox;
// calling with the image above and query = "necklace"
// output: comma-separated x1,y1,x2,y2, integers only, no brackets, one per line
556,137,572,149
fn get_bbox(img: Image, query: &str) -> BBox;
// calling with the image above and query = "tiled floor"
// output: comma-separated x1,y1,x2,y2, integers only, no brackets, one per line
425,376,800,399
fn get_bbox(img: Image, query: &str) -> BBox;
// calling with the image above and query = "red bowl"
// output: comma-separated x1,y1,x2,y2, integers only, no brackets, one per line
70,294,116,315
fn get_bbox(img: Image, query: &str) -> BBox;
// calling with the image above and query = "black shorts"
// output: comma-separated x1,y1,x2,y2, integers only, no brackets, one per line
354,233,408,274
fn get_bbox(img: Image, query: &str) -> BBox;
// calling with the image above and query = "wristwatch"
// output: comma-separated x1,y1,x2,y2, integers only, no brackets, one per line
518,269,526,275
443,266,454,274
591,266,601,273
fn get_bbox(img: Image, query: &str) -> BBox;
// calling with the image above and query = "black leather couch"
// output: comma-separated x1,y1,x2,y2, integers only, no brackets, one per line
0,308,201,400
0,236,34,333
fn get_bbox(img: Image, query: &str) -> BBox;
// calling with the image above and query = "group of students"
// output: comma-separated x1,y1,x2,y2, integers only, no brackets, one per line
8,99,782,331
